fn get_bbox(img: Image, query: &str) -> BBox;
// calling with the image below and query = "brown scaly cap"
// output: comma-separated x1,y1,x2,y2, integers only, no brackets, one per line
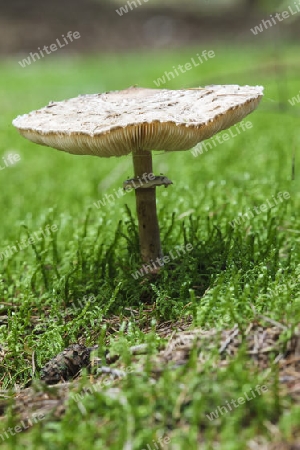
12,85,263,158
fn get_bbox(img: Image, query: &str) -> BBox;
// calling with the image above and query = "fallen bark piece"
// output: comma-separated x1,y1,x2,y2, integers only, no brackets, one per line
40,344,98,384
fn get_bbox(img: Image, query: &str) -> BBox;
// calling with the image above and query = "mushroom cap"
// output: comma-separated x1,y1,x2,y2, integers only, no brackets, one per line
12,85,263,157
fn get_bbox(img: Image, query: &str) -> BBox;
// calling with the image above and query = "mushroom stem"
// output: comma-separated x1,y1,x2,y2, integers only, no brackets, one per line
132,148,163,264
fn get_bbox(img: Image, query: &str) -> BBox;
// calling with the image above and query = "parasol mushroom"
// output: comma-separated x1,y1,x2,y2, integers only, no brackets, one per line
12,85,263,264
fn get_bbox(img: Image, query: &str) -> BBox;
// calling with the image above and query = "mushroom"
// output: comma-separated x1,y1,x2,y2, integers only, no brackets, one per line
12,85,263,265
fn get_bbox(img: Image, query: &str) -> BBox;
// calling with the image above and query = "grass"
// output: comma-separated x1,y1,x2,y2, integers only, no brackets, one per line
0,41,300,449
